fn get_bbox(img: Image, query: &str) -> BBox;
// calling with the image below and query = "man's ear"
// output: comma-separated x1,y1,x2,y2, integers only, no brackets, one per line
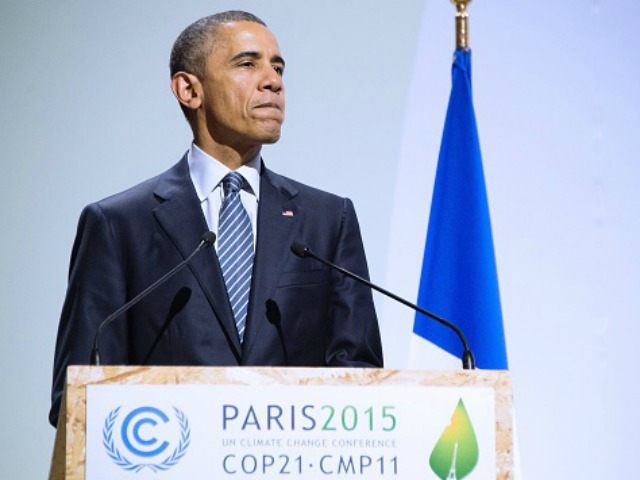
170,72,203,110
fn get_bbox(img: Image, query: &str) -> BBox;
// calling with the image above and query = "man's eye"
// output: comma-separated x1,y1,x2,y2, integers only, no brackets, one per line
239,61,254,68
274,65,284,75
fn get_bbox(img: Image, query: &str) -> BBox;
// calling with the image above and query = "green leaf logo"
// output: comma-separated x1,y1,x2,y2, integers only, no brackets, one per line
429,399,479,479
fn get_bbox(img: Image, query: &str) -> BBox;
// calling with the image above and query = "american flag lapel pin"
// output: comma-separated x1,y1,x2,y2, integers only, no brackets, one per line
281,209,294,217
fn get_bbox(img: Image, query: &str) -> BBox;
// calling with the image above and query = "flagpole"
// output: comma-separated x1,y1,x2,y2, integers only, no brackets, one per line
450,0,471,50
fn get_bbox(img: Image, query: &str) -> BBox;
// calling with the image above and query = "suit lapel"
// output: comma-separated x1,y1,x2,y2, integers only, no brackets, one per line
242,167,299,358
152,156,242,358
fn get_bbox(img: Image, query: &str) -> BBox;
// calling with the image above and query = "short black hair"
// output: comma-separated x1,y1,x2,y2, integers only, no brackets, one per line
169,10,267,78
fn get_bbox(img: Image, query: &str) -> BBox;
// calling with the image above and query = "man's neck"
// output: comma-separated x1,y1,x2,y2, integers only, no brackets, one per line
193,137,261,170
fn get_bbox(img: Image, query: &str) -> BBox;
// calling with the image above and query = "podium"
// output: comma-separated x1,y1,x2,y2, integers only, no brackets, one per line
50,366,513,479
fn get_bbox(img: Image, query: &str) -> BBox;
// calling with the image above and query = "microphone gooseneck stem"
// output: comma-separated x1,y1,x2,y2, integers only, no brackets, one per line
91,232,215,366
297,244,475,370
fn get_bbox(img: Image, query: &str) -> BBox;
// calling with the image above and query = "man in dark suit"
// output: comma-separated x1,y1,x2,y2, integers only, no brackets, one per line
50,10,382,427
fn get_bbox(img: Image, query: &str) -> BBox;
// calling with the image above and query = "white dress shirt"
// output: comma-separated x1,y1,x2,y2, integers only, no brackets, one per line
187,143,261,251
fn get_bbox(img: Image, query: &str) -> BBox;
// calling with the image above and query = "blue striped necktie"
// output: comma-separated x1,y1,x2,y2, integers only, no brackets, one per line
218,172,254,343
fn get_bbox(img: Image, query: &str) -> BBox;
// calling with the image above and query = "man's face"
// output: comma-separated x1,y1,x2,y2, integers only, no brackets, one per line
199,21,285,150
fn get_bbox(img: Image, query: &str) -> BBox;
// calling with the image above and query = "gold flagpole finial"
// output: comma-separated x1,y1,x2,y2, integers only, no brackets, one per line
450,0,471,50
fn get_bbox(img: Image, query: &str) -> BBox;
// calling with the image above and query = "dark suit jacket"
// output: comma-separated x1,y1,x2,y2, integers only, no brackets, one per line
50,156,382,426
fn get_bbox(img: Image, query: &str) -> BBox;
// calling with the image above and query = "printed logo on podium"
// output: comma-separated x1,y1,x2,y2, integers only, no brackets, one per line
102,405,191,473
429,398,479,480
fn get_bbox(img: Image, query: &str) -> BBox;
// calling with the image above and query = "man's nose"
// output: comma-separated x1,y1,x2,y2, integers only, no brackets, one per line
259,66,283,93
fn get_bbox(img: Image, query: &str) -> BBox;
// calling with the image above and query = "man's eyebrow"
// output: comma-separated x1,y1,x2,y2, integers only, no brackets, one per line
272,54,285,68
229,51,261,63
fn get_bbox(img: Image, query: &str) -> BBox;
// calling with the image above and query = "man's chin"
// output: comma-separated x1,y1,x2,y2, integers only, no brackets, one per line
256,125,282,144
260,133,281,144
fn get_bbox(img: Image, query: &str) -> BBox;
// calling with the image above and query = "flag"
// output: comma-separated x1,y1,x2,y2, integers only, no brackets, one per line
413,49,508,369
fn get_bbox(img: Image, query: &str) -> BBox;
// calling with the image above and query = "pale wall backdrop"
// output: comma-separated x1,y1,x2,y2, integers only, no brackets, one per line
1,1,638,478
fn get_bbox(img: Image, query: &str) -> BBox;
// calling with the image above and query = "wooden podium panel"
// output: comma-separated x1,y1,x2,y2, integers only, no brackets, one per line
50,366,513,479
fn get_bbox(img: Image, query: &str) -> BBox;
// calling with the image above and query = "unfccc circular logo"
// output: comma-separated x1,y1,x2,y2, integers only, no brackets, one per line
102,405,190,473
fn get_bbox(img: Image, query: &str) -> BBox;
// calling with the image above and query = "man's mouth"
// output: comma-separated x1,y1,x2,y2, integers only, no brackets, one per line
254,101,282,110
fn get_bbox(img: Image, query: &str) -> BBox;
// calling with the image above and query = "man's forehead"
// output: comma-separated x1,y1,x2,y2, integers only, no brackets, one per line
214,21,281,55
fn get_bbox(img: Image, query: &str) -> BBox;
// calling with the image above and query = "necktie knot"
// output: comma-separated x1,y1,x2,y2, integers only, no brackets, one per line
223,172,244,197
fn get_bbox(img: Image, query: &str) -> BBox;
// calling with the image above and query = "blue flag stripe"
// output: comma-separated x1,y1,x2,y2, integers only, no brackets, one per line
413,49,508,369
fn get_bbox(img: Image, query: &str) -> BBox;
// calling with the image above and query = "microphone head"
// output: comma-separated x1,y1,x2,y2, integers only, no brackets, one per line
201,231,217,246
290,242,310,258
265,299,281,325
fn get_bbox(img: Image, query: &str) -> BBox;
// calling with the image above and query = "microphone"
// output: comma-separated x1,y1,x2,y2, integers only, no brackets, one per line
290,242,475,369
90,231,216,365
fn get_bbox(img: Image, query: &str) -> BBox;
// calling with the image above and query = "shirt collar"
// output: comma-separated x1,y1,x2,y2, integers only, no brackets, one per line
187,143,262,201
